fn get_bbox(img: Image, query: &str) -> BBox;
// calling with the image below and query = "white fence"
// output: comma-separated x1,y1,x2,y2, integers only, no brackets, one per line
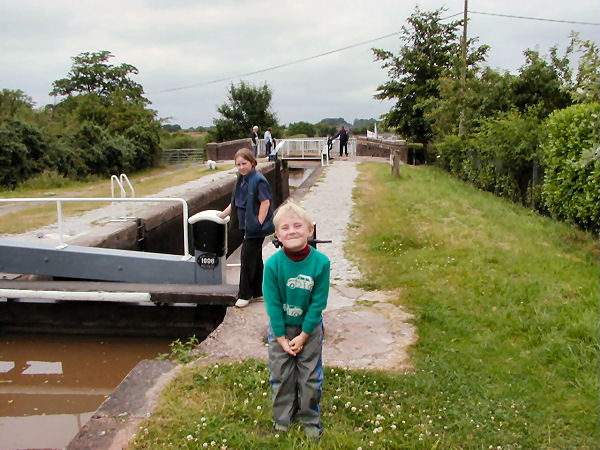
260,138,357,159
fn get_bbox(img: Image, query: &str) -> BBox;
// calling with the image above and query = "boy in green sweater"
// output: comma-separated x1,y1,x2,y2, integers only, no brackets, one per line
263,201,330,440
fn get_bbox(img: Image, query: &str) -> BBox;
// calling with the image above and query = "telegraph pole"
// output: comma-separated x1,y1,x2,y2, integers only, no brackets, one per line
459,0,468,136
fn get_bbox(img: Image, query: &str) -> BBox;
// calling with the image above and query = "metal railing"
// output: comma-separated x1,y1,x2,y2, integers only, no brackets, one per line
0,197,193,260
268,138,356,160
110,173,136,221
162,148,204,164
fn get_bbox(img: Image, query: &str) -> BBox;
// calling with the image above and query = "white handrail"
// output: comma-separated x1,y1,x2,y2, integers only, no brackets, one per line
110,174,136,221
0,197,192,260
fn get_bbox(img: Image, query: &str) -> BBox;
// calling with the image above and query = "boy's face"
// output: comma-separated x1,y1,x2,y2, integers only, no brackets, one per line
276,214,313,252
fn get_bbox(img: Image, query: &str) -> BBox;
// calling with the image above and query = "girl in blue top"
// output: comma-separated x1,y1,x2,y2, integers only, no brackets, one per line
219,148,274,307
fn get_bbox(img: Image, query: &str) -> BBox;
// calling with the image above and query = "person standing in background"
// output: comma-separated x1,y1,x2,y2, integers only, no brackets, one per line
332,126,349,157
251,125,259,157
264,128,273,158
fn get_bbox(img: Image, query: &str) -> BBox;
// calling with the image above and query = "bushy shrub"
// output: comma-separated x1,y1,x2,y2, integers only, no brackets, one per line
0,120,47,188
541,103,599,232
436,109,545,206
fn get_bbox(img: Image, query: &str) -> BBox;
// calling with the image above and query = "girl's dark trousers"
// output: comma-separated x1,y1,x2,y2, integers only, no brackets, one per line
238,236,265,299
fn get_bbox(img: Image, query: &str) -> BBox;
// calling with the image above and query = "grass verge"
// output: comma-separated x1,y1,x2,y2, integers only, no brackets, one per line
129,162,597,449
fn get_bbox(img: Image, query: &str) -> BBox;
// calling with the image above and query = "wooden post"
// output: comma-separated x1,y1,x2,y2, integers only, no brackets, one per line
392,149,401,177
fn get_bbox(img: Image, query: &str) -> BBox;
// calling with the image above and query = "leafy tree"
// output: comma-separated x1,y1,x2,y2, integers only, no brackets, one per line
50,51,147,104
0,120,48,187
211,81,278,142
373,7,488,145
286,121,316,137
432,67,516,139
511,49,572,118
162,124,182,132
314,123,338,137
0,89,37,124
550,32,600,104
318,118,350,127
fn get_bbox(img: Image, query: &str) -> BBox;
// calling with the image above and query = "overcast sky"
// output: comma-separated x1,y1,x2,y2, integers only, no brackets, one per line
1,1,598,129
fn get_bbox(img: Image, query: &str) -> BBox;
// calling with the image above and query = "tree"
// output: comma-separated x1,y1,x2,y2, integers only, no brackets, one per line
287,121,316,137
511,49,572,118
0,89,36,124
550,32,600,104
50,51,147,104
211,81,278,142
373,7,487,145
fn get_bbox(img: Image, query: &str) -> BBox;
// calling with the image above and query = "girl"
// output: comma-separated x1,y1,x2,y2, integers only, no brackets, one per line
219,148,275,307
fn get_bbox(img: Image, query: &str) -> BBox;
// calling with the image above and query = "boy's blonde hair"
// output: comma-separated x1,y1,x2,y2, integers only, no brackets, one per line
273,200,314,231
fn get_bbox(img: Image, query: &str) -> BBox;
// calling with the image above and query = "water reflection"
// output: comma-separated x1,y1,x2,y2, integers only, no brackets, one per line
0,333,171,449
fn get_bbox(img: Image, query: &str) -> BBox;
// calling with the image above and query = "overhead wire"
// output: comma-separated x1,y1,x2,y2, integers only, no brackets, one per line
151,10,597,94
469,10,600,26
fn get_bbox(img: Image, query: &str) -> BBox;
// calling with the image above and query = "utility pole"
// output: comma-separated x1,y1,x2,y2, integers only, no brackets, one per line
459,0,468,136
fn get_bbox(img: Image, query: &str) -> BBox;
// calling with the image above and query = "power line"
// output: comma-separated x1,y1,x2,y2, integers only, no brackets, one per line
469,10,600,26
154,30,406,94
151,10,597,95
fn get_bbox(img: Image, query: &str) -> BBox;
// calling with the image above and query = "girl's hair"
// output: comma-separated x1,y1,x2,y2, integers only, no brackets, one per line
273,200,314,231
234,148,257,168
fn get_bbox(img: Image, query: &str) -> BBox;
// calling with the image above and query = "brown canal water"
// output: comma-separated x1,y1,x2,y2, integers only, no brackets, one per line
0,333,171,449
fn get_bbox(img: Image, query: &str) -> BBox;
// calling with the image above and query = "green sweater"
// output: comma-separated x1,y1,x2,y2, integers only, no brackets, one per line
263,247,330,337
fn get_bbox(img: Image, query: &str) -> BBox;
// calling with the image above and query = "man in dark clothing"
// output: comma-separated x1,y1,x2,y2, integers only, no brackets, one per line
333,126,349,157
251,126,259,157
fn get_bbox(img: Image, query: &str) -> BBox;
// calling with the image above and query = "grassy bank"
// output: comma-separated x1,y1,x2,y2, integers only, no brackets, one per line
0,163,233,235
130,162,597,449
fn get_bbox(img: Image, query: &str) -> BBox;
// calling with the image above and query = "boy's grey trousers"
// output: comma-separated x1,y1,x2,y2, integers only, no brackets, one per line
267,321,324,429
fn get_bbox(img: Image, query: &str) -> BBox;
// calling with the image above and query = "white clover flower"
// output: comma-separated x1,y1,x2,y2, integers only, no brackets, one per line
257,406,262,410
351,406,357,412
373,427,383,434
186,435,193,441
334,395,339,400
202,443,208,448
391,424,397,430
376,414,385,421
345,402,351,408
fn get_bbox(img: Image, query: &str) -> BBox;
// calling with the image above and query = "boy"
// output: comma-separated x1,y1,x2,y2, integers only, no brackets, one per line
263,201,330,440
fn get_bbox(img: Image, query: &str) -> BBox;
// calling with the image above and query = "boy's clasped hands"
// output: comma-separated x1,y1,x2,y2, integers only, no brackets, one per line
277,331,309,356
